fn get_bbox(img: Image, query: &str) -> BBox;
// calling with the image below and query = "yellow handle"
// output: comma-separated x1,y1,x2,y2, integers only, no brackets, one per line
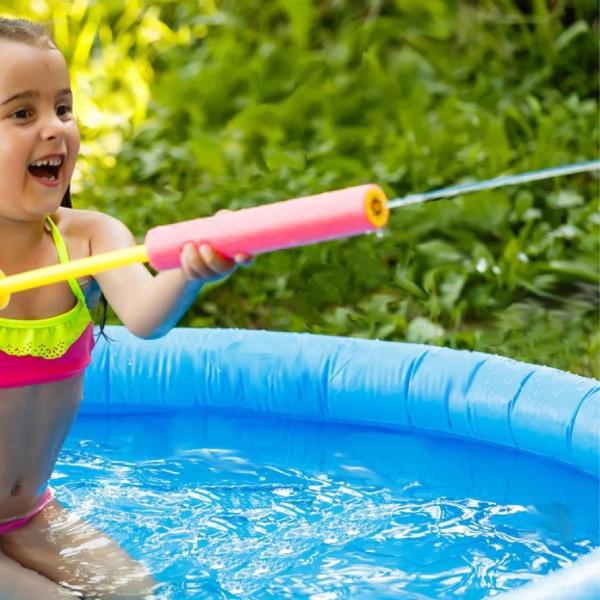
0,245,149,309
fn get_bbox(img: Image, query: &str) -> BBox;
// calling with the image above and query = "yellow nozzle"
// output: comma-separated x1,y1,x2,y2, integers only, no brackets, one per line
365,185,389,229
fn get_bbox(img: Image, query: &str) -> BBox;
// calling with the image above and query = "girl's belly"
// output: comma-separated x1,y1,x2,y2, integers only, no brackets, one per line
0,376,82,520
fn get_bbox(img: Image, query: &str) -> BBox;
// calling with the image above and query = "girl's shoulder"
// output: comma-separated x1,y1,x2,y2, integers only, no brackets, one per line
52,206,125,235
50,207,135,257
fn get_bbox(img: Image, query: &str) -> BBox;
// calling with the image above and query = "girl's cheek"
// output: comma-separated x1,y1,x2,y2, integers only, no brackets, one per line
70,127,81,155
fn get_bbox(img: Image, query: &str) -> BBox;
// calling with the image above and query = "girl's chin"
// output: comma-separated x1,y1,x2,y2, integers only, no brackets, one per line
24,194,66,218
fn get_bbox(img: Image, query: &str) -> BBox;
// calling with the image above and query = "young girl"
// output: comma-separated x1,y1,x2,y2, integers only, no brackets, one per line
0,17,248,599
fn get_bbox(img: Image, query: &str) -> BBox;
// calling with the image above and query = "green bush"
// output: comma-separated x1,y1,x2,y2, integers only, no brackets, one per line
2,0,598,376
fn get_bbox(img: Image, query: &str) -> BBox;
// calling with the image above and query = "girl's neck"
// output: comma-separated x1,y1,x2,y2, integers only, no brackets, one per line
0,217,51,274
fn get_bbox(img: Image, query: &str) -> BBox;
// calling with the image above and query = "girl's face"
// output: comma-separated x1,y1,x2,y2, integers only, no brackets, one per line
0,40,80,221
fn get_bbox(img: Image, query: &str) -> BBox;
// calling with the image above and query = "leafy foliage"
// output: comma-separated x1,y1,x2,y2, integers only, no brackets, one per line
2,0,598,376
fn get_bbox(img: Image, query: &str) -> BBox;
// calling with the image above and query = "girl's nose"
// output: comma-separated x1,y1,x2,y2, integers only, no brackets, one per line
40,113,68,141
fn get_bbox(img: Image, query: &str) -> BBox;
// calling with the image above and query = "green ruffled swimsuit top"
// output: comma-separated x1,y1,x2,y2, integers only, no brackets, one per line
0,217,94,388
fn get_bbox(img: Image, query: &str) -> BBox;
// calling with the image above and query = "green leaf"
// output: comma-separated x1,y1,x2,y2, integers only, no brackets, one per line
440,272,467,309
546,190,584,209
263,147,306,171
555,21,589,51
416,240,463,266
406,317,445,344
545,260,600,284
394,268,428,299
280,0,313,48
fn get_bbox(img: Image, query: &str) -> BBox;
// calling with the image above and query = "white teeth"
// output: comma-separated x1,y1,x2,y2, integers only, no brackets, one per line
30,157,63,167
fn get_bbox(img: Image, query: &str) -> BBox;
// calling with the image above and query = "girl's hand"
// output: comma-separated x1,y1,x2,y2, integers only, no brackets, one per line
180,243,252,282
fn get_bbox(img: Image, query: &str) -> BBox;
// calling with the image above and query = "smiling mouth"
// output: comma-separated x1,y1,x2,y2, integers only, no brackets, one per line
28,156,64,181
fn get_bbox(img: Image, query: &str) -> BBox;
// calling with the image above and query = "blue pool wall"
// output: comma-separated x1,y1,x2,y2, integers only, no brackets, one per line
83,326,599,477
82,326,600,600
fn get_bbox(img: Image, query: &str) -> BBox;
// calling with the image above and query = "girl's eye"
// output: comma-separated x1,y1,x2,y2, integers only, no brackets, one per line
11,108,32,120
56,104,73,117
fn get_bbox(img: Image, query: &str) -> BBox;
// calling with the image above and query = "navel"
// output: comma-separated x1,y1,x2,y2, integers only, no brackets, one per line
10,480,21,496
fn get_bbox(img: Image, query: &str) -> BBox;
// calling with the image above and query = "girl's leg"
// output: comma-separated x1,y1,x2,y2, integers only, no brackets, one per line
0,499,158,600
0,550,81,599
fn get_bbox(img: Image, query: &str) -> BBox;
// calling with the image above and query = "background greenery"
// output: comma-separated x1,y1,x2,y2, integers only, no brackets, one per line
2,0,599,376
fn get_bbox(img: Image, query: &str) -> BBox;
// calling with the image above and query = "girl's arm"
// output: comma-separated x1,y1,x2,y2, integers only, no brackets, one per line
89,211,245,339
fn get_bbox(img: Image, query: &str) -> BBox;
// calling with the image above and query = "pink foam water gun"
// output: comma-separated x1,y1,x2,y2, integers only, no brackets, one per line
0,184,388,308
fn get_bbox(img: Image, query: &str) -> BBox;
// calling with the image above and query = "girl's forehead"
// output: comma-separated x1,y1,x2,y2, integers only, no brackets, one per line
0,40,70,96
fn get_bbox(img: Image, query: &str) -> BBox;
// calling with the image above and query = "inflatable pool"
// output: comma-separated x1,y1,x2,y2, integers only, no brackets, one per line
74,326,600,599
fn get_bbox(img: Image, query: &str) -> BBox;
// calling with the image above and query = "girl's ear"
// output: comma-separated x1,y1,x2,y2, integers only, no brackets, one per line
61,186,72,208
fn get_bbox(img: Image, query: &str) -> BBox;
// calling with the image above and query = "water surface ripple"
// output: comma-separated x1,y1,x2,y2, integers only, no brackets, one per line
55,410,599,599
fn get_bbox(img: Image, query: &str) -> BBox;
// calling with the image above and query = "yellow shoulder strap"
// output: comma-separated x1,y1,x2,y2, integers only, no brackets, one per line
45,217,87,304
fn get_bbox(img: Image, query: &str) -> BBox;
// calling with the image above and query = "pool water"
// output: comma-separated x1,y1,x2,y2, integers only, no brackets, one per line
56,408,599,599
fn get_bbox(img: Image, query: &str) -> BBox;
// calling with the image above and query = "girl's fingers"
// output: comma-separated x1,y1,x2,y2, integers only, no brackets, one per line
180,244,253,282
180,243,213,281
198,244,234,275
234,253,254,267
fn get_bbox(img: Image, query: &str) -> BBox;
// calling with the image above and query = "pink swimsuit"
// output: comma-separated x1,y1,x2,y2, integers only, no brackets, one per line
0,322,94,388
0,217,94,533
0,488,54,535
